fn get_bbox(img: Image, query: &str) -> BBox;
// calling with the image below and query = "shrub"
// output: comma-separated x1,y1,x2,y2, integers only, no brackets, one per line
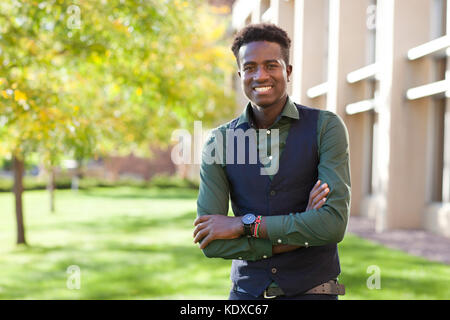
150,174,199,189
0,174,199,192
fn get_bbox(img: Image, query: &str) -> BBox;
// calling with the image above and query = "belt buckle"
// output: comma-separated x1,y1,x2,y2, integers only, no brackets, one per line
263,289,277,299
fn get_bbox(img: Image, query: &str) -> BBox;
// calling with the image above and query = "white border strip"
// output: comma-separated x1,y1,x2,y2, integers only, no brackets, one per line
346,63,378,84
306,82,328,98
407,35,450,60
345,99,375,115
406,79,449,100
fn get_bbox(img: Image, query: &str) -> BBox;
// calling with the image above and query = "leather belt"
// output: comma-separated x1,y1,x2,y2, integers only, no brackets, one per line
263,280,345,299
233,280,345,299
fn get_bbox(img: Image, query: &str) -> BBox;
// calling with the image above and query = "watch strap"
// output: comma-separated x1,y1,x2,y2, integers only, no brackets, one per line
243,222,253,237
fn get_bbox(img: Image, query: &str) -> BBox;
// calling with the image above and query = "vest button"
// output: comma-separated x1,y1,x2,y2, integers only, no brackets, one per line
270,190,276,196
271,268,277,274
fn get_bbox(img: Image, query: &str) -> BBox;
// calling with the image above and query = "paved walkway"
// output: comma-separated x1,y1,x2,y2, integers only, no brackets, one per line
347,216,450,265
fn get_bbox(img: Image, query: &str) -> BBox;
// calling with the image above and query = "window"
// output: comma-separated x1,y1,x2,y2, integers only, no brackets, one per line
431,0,447,40
323,0,330,81
366,0,377,64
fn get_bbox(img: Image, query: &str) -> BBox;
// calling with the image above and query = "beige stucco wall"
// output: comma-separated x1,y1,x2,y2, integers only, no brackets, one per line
382,0,433,230
326,0,372,217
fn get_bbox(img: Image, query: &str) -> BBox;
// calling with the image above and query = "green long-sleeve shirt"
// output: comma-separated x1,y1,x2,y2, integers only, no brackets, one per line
196,96,351,261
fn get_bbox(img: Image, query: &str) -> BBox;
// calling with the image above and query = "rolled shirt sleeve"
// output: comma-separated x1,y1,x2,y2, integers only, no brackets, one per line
265,111,351,246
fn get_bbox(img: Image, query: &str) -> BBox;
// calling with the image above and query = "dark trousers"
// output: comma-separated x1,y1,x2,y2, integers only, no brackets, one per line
229,290,338,300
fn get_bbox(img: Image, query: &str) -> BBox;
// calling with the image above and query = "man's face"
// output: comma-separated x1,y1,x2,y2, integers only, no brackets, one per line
238,41,292,109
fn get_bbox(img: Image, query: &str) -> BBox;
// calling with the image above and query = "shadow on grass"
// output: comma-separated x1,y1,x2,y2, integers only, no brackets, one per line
7,236,449,299
1,238,230,299
2,187,449,300
0,186,228,299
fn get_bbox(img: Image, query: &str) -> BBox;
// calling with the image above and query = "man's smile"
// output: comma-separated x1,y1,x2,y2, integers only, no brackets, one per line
253,85,274,93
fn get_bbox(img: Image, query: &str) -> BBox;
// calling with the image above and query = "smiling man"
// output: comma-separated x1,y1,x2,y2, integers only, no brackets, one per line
194,23,351,300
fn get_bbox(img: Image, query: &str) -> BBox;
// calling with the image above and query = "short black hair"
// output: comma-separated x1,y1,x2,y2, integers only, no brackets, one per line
231,23,291,66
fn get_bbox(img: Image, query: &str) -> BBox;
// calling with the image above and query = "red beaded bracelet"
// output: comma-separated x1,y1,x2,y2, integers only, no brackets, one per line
253,215,262,238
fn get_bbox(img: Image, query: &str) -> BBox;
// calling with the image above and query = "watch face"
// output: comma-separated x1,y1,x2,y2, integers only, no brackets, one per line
242,213,256,225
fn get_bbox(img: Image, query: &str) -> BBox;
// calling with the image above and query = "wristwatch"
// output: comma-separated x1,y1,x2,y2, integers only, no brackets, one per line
241,213,256,237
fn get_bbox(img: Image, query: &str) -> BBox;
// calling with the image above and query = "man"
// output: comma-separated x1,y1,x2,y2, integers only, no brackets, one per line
193,23,351,300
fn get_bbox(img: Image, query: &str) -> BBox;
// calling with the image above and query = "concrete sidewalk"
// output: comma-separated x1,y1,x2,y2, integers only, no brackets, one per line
347,216,450,265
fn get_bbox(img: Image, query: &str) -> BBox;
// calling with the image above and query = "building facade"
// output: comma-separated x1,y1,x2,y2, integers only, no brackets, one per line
231,0,450,238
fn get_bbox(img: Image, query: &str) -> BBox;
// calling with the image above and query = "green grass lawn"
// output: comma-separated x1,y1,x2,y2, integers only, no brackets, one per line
0,187,449,299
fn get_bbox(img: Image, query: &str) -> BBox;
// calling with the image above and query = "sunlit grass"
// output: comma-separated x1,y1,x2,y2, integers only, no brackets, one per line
339,234,450,299
0,187,230,299
0,187,448,299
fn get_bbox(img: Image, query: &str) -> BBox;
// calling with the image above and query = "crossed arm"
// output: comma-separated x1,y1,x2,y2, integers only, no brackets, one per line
193,111,351,261
194,180,330,253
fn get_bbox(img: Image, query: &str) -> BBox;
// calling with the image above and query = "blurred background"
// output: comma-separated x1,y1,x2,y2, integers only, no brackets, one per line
0,0,449,299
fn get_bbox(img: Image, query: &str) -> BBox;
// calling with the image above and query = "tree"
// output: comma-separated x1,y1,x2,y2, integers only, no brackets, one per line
0,0,235,245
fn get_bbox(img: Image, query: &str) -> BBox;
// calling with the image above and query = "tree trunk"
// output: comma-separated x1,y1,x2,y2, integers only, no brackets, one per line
71,159,81,191
71,175,79,191
47,166,55,213
13,155,26,245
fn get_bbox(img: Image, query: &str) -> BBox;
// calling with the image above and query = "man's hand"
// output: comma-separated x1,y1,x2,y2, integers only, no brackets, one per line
271,180,329,254
193,215,243,249
306,180,329,211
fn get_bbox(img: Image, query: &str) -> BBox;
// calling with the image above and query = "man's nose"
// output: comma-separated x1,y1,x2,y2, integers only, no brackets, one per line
253,66,269,82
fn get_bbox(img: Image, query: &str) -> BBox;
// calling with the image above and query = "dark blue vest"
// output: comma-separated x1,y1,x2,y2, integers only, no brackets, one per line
225,104,341,298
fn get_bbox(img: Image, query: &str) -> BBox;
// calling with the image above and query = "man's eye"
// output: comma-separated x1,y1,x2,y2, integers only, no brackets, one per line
244,66,254,71
267,64,278,69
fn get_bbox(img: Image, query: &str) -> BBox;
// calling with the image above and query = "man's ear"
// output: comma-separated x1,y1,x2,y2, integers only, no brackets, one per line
286,64,292,82
287,65,293,81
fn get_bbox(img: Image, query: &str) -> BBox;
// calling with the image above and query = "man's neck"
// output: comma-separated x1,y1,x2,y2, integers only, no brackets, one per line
250,95,288,129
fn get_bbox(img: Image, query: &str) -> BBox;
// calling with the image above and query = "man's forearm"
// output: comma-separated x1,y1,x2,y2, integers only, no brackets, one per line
195,214,300,258
201,237,274,261
272,244,302,254
225,217,303,255
258,217,302,254
261,205,348,247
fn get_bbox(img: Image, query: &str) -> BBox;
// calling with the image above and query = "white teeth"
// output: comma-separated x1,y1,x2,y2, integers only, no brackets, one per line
254,86,272,92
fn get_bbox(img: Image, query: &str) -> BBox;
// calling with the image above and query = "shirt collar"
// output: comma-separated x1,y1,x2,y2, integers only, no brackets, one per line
236,96,300,128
